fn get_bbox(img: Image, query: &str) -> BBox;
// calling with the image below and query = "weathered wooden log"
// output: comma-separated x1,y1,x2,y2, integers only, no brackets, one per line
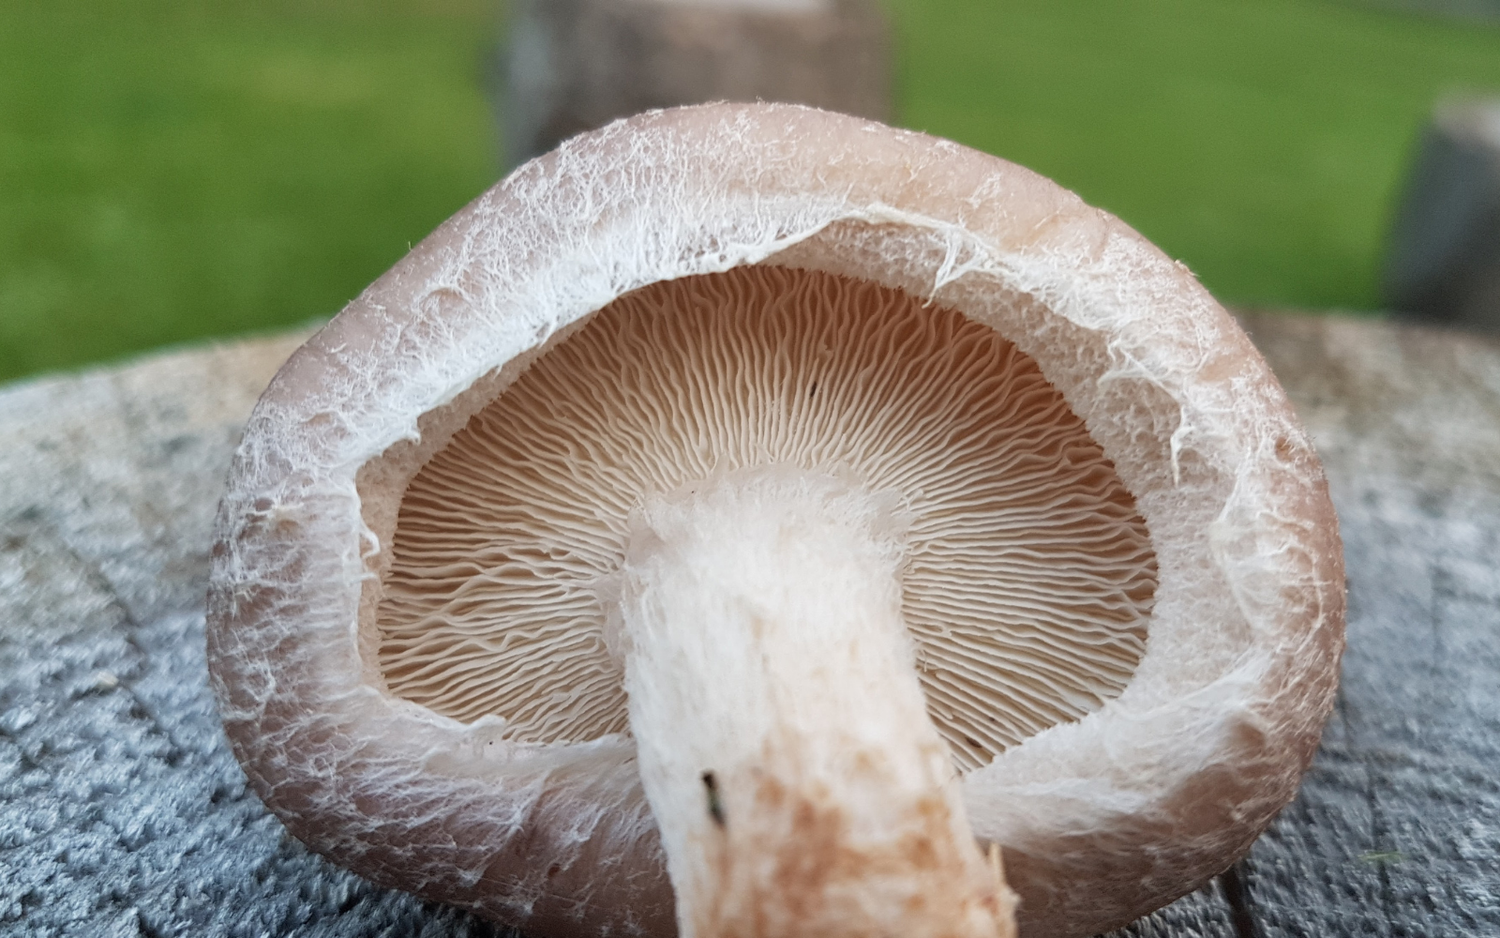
502,0,891,166
2,313,1499,935
1384,99,1500,332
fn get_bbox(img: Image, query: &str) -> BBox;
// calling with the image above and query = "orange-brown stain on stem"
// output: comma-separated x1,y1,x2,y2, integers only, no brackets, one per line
692,758,1016,938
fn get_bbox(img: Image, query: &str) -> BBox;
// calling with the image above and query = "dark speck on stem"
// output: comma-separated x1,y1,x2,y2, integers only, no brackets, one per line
702,771,726,828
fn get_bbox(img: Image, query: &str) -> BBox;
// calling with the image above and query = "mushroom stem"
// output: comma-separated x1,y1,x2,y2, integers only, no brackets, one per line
607,468,1017,938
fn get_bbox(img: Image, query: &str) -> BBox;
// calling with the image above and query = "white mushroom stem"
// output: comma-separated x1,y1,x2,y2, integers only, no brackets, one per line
607,468,1017,938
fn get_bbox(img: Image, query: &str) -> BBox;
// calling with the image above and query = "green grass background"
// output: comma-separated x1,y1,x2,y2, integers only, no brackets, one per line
0,0,499,382
3,0,1500,383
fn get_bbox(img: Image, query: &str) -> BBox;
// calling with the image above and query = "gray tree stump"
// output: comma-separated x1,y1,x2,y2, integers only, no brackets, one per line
1385,100,1500,333
2,313,1499,936
502,0,891,166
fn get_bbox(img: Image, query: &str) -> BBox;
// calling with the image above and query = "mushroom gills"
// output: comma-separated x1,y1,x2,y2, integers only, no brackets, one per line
376,265,1157,772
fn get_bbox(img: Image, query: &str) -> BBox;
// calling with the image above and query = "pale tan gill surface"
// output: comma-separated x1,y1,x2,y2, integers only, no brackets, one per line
375,266,1157,771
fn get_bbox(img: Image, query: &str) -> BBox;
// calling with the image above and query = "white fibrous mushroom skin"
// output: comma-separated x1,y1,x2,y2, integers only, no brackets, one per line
206,104,1345,938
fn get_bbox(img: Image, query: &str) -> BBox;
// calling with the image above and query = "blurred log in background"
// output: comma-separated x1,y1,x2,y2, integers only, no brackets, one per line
502,0,891,166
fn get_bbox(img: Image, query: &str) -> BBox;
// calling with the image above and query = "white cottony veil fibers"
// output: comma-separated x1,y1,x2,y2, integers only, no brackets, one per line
206,103,1344,938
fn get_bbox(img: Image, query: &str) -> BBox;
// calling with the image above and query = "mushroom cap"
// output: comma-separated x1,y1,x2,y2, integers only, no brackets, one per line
206,103,1345,938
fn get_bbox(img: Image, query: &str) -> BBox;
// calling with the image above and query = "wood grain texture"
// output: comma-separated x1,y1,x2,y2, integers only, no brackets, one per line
1,313,1497,936
1229,315,1500,937
1111,314,1500,938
